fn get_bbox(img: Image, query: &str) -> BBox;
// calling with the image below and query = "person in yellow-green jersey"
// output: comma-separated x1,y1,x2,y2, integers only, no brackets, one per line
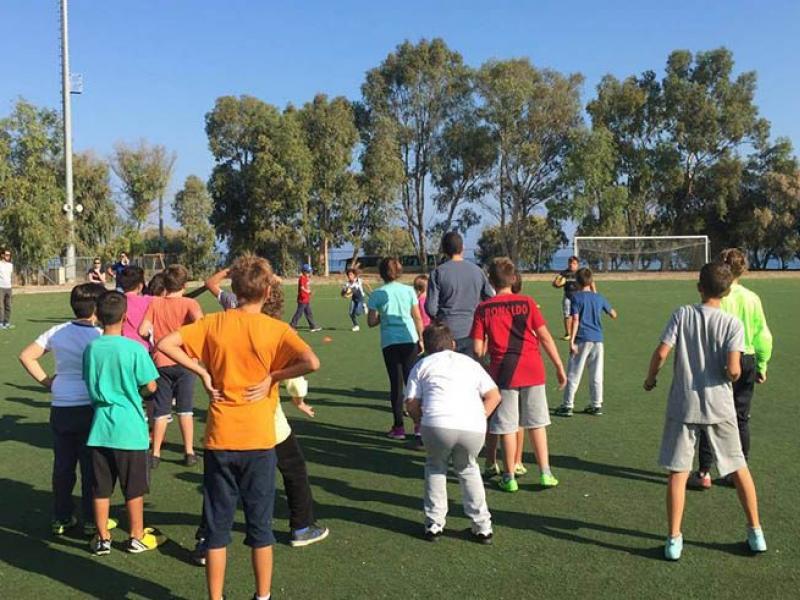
689,248,773,489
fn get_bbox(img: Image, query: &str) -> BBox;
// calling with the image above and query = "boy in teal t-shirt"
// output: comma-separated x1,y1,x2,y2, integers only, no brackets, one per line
83,291,162,556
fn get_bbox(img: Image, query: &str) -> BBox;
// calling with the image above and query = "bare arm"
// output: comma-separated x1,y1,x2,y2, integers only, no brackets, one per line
536,325,567,389
138,317,153,340
552,274,565,288
204,267,229,298
410,304,424,350
405,397,422,422
367,309,380,328
473,337,486,358
140,380,158,397
608,308,618,319
270,349,320,385
644,343,672,390
482,387,502,418
727,351,742,382
19,343,53,390
157,330,220,399
569,314,580,354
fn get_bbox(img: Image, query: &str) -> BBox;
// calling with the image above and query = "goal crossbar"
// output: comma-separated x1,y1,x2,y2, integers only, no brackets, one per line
574,235,710,270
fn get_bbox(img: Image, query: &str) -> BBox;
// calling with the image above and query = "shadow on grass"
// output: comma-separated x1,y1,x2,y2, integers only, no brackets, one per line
5,395,50,409
4,382,52,395
311,387,386,401
0,478,191,600
0,414,52,449
549,454,667,486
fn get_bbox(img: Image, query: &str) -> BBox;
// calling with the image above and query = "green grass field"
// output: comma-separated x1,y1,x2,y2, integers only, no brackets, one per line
1,278,799,599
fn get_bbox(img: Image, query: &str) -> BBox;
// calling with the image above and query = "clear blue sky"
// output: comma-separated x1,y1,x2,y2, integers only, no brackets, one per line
2,0,798,235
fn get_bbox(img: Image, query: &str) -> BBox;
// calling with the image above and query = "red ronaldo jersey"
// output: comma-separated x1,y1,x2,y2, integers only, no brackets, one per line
470,293,547,388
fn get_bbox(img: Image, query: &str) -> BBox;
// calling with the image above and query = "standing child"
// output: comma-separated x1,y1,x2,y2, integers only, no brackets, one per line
0,247,14,329
341,268,369,332
139,265,203,468
471,258,566,492
290,263,322,332
118,266,153,350
643,262,766,560
690,248,773,489
556,268,617,417
157,254,320,600
83,291,162,555
18,283,110,536
413,275,431,328
405,323,501,543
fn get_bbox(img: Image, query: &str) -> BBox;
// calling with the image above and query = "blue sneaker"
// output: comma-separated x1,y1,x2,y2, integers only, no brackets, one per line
747,527,767,553
290,524,329,548
664,535,683,561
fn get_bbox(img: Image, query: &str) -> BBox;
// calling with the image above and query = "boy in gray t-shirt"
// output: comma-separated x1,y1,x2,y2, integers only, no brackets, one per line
643,262,766,561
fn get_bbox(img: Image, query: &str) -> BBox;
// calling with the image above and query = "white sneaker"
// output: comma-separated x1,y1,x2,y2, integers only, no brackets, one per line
310,327,323,332
352,325,360,332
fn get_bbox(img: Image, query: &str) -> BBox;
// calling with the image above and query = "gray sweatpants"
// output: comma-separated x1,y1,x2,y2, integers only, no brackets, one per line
420,426,492,535
562,341,604,409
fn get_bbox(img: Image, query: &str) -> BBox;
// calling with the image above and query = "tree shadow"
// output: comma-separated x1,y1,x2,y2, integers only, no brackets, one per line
0,478,192,600
26,318,70,324
311,387,385,401
0,414,52,450
5,395,50,409
4,382,51,395
548,454,667,486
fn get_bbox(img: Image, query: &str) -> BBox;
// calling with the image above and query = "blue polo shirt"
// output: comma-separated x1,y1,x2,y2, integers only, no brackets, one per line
570,291,613,343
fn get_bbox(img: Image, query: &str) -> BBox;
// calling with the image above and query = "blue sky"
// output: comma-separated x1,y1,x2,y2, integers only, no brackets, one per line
2,0,798,238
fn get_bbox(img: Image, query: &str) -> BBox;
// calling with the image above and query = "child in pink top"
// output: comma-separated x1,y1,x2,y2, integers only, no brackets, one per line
414,275,431,327
117,266,153,349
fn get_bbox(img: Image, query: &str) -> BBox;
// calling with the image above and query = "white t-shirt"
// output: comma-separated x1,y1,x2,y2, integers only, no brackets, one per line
35,321,102,407
405,350,497,433
0,260,12,288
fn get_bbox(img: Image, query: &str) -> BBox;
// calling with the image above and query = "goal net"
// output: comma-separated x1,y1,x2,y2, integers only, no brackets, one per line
573,236,709,272
134,253,168,281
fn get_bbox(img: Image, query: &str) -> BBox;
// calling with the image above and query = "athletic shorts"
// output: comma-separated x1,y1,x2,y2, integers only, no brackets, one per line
203,449,277,549
658,418,746,477
91,447,149,500
153,365,196,418
562,296,572,318
489,385,550,435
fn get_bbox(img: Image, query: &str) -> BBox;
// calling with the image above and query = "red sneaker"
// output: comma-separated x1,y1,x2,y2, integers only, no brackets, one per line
687,471,712,490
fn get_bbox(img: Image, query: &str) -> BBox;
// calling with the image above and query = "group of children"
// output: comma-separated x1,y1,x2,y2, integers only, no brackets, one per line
18,244,773,600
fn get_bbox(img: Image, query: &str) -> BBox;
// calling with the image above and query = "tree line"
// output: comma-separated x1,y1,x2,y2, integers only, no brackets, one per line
2,39,798,277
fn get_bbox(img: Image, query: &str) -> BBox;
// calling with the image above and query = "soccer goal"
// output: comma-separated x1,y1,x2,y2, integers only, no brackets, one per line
135,253,168,281
573,236,710,272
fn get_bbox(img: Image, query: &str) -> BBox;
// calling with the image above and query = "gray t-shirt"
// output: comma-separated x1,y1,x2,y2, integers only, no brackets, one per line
425,259,495,339
661,304,745,424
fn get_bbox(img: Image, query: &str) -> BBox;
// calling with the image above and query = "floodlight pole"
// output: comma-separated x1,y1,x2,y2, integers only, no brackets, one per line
60,0,76,282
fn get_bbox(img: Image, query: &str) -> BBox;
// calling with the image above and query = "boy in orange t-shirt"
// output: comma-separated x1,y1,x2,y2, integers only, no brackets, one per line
157,255,320,600
139,265,203,467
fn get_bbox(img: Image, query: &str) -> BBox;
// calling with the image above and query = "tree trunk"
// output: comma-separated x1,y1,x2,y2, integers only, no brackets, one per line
318,235,330,277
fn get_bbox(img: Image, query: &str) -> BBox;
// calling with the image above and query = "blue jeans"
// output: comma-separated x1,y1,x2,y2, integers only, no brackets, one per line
349,299,364,326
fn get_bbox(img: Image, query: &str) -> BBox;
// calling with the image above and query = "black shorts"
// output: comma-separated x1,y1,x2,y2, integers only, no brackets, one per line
153,365,196,418
203,449,277,549
91,447,149,500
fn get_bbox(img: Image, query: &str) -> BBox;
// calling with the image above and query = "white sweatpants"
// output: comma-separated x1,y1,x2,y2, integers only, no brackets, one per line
562,341,604,409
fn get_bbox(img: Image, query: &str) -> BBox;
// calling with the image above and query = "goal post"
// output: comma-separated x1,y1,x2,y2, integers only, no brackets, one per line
573,235,710,272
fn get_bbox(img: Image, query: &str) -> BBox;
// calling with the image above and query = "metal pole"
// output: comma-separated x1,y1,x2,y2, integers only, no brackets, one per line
61,0,76,282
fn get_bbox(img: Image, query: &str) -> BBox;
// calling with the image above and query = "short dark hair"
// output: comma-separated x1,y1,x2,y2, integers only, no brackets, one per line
345,267,358,277
576,267,593,288
413,274,428,294
379,257,402,283
96,291,127,326
699,262,733,299
70,283,107,319
147,272,166,296
719,248,747,279
116,266,146,293
163,264,189,293
230,254,274,303
568,255,579,264
441,231,464,257
488,257,516,290
423,322,455,354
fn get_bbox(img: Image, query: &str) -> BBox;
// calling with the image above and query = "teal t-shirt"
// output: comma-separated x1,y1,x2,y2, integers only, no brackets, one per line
84,335,159,450
367,281,419,348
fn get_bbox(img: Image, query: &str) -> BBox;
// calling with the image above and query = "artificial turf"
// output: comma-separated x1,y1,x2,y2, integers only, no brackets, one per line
1,278,798,599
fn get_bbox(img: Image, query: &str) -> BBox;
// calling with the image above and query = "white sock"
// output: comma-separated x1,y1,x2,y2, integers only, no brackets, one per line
256,595,271,600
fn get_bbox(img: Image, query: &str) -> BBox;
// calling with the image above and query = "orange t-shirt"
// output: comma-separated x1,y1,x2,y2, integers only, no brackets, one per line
145,296,203,367
179,310,310,450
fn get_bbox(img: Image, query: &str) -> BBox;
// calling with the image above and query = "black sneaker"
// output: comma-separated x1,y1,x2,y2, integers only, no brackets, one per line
472,531,493,545
184,453,198,467
191,537,208,566
149,454,160,470
583,406,603,416
91,536,112,556
553,406,573,417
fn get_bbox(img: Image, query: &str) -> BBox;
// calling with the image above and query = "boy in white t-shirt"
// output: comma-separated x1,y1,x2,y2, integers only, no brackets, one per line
0,247,13,329
18,283,112,535
405,323,501,544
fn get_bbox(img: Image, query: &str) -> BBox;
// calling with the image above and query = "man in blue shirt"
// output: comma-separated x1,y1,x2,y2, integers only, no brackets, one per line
555,268,617,417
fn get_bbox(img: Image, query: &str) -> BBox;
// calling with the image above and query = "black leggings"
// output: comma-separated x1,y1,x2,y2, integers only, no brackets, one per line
698,354,756,471
381,343,419,428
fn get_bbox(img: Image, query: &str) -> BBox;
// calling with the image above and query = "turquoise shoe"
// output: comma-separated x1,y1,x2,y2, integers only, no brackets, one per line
664,535,683,561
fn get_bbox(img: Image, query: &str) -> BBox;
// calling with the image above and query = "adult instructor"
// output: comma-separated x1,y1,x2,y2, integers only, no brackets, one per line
425,232,494,357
